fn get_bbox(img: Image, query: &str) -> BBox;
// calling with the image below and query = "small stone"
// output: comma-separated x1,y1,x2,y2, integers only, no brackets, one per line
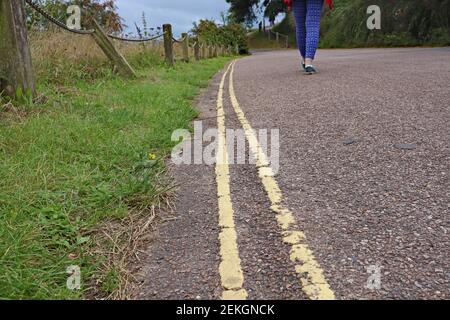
343,138,358,145
395,143,417,150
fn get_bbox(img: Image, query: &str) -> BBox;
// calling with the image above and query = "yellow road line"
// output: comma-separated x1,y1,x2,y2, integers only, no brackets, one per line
215,63,248,300
228,61,336,300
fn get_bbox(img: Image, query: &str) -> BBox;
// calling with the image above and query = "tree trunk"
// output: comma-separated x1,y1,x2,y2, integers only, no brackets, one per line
0,0,35,99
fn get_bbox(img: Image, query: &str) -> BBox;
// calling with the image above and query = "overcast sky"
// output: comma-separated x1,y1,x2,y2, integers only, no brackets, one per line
115,0,230,36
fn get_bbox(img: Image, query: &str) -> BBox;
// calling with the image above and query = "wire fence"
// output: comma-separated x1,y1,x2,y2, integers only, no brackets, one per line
268,29,290,48
107,32,166,43
0,0,239,98
25,0,95,35
25,0,166,42
13,0,239,85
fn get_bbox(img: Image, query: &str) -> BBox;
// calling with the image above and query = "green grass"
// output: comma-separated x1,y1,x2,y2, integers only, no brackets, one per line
0,54,233,299
248,14,297,50
248,30,293,49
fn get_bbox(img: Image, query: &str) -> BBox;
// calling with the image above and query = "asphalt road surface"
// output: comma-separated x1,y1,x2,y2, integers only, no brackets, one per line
136,48,450,300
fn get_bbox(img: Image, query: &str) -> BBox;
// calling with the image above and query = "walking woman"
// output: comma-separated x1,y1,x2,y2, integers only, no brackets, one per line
284,0,334,74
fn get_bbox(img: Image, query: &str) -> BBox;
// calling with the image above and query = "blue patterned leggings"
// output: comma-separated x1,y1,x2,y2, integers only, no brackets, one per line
292,0,324,60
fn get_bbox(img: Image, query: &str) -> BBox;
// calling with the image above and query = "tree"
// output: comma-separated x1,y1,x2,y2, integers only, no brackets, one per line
263,0,285,26
226,0,259,26
26,0,123,32
226,0,287,26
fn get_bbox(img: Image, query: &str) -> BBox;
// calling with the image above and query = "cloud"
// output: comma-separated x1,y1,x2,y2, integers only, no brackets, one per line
115,0,230,36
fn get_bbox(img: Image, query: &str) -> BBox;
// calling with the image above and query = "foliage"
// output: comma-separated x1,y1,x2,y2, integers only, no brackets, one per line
248,0,450,48
226,0,260,26
26,0,123,32
192,19,249,54
227,0,287,26
320,0,450,48
263,0,287,25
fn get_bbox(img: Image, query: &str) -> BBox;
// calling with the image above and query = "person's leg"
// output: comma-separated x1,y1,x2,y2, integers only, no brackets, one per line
304,0,324,66
292,0,307,62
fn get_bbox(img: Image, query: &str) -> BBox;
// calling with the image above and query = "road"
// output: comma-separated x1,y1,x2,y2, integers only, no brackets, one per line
136,48,450,300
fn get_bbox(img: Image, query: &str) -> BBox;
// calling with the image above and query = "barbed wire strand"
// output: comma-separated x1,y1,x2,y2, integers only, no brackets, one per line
25,0,95,35
172,35,188,43
108,32,166,42
26,0,165,43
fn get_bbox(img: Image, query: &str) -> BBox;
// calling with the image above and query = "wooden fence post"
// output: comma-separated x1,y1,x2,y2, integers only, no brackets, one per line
200,44,205,59
181,32,189,63
163,24,174,67
194,42,200,61
208,45,213,59
0,0,35,99
90,20,136,78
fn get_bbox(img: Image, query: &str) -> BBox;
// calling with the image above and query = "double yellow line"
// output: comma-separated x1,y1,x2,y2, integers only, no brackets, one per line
215,63,247,300
215,61,335,300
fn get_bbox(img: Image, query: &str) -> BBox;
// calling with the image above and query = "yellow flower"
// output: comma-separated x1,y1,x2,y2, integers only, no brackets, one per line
148,153,157,160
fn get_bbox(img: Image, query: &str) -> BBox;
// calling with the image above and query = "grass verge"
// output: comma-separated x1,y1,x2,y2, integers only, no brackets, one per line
0,51,233,299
